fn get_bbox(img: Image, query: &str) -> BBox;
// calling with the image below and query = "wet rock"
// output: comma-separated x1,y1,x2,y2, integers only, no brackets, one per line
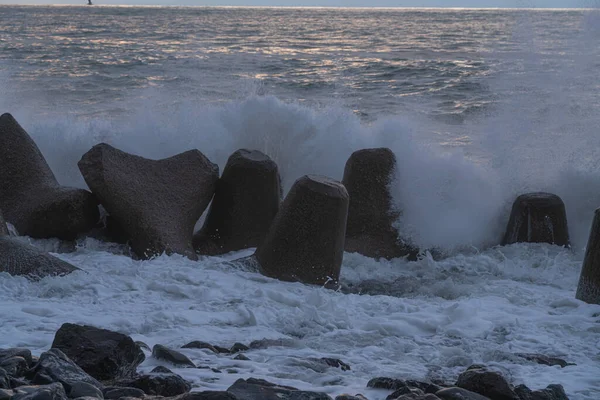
152,345,195,368
134,341,151,352
0,212,79,279
227,378,332,400
0,356,28,377
0,369,9,389
213,346,231,354
455,367,517,400
181,341,218,353
177,392,238,400
26,349,103,391
253,175,349,286
335,395,368,400
0,114,99,240
394,394,440,400
435,387,490,400
309,358,350,371
150,366,173,374
229,343,249,354
12,383,68,400
514,384,569,400
342,148,418,260
234,354,250,361
367,379,440,394
116,372,190,397
68,382,103,399
248,339,297,350
513,353,570,368
502,193,569,247
387,387,424,400
194,149,281,255
103,387,145,399
51,323,145,381
576,208,600,304
0,348,33,367
0,388,11,400
78,143,218,260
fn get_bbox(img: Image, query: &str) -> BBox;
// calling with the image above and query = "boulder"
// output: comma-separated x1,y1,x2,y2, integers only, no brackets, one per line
435,387,490,400
514,384,568,400
103,387,145,399
0,369,9,389
181,341,218,353
253,175,348,286
367,378,440,394
233,354,250,361
78,143,218,260
115,372,190,397
513,353,570,368
227,378,332,400
229,343,249,354
0,213,79,279
51,323,145,381
194,149,281,255
455,367,517,400
342,148,418,260
0,348,33,367
0,388,11,400
576,208,600,304
0,113,99,240
25,349,103,391
177,392,238,400
502,193,569,247
11,383,68,400
0,356,28,377
151,345,195,368
68,382,104,399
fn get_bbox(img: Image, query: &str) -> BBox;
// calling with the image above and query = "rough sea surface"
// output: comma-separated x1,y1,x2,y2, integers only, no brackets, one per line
0,6,599,400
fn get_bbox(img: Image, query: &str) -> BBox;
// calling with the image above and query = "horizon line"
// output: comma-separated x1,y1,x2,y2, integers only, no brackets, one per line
0,4,594,9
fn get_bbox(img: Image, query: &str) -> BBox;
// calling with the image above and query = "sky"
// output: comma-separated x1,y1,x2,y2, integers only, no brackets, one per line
0,0,594,7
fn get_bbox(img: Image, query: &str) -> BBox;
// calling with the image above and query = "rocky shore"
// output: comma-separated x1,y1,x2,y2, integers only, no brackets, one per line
0,323,571,400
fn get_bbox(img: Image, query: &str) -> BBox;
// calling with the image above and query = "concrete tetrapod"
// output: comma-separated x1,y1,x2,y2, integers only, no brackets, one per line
502,192,570,247
576,208,600,304
0,210,79,279
78,143,219,260
342,148,418,260
194,149,281,255
254,175,348,286
0,113,99,240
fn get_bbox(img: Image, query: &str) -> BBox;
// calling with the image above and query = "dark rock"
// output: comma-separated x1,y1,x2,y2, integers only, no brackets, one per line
233,354,250,361
335,395,368,400
308,358,350,371
134,341,150,352
26,349,103,392
10,376,30,389
152,345,195,368
177,392,239,400
78,143,218,260
51,323,145,381
227,378,332,400
577,207,600,304
386,387,420,399
456,367,517,400
436,387,490,400
342,148,418,260
513,353,569,368
367,378,440,393
12,383,68,400
0,356,28,377
68,382,103,399
0,114,99,240
248,339,297,350
0,368,9,389
502,193,570,247
181,341,218,353
229,343,249,354
213,346,231,354
0,388,11,400
0,348,33,367
116,372,190,397
395,395,440,400
194,149,281,255
514,384,569,400
150,366,173,374
0,214,79,279
253,175,348,285
103,387,145,399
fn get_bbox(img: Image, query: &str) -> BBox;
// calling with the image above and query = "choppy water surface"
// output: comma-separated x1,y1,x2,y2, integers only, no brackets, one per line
0,6,599,400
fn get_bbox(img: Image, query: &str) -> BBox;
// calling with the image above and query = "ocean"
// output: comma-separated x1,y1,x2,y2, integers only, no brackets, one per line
0,5,599,399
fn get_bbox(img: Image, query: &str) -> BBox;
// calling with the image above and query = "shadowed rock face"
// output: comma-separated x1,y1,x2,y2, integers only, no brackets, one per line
577,208,600,304
502,192,570,247
342,148,418,260
0,113,99,240
78,143,219,260
194,149,281,255
0,210,79,279
254,175,348,286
